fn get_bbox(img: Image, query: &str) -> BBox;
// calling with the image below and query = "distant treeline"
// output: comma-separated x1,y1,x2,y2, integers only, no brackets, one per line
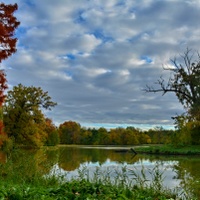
0,84,175,149
56,121,174,146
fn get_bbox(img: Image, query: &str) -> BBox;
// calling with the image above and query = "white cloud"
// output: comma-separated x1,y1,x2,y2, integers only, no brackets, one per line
80,34,102,52
127,57,146,67
3,0,198,128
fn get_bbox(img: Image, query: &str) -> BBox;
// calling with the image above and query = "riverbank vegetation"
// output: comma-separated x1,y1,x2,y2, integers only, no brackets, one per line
136,145,200,155
0,146,199,199
0,151,184,200
0,177,179,200
0,178,180,200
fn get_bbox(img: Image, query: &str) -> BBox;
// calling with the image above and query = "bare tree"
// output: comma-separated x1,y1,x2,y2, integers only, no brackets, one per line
145,48,200,120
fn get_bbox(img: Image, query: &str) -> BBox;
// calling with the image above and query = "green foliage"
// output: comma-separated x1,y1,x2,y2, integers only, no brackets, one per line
57,121,176,145
0,146,200,199
3,84,57,148
172,115,200,146
0,180,177,200
46,130,60,146
136,144,200,155
45,118,59,146
1,137,14,152
0,157,181,200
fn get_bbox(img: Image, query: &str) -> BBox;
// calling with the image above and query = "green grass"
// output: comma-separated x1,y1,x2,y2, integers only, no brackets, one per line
0,167,187,200
0,180,179,200
0,149,197,200
136,145,200,155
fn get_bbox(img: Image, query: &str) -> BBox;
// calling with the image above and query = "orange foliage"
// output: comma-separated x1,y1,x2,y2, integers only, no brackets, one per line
45,118,56,133
0,151,6,163
59,121,81,144
0,3,19,141
0,3,20,62
0,120,7,146
0,70,7,106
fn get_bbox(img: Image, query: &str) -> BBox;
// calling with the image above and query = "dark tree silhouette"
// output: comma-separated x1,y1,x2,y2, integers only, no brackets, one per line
145,48,200,121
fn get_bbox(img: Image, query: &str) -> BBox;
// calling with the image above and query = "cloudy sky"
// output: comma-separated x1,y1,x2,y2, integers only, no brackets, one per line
3,0,200,129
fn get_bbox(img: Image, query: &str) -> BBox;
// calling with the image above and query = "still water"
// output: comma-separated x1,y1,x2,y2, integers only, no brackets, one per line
52,145,200,198
1,145,200,198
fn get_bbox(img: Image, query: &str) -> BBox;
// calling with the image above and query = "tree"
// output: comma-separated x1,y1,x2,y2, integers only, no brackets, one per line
0,3,20,108
0,3,20,62
109,128,121,145
145,48,200,120
79,127,93,144
0,3,19,144
126,127,140,145
97,127,109,145
58,121,81,144
45,118,59,146
46,130,60,146
3,84,57,147
146,49,200,144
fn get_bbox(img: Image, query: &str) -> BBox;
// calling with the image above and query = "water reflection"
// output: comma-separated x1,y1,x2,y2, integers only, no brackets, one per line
1,146,200,199
58,146,143,171
52,157,180,189
56,146,200,199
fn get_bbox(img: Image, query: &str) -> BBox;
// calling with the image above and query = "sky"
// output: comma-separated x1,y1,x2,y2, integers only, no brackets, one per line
2,0,200,129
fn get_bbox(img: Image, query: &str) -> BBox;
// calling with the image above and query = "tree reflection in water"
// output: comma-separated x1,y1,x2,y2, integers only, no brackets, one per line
0,146,200,199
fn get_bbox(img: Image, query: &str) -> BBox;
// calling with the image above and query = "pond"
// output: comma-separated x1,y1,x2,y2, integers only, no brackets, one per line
1,145,200,199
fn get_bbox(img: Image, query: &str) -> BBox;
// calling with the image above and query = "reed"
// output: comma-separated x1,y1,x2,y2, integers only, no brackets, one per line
0,151,197,199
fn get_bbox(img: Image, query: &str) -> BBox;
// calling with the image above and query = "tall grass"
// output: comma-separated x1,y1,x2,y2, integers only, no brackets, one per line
0,151,197,199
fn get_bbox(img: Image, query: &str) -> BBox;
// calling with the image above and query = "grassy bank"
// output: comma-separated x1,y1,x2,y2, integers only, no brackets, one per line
0,153,184,200
0,149,198,199
135,145,200,155
0,179,178,200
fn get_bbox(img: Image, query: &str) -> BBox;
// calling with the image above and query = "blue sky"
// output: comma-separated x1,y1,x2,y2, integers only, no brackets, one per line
3,0,200,129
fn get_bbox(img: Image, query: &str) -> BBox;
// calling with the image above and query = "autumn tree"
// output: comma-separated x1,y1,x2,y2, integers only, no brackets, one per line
0,3,19,145
78,127,92,144
0,3,20,106
45,118,59,146
0,3,19,62
97,127,109,145
58,121,81,144
109,128,121,145
126,127,140,145
146,49,200,144
3,84,57,147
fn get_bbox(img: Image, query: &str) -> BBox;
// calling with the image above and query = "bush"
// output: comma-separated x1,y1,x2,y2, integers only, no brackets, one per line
2,137,14,152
